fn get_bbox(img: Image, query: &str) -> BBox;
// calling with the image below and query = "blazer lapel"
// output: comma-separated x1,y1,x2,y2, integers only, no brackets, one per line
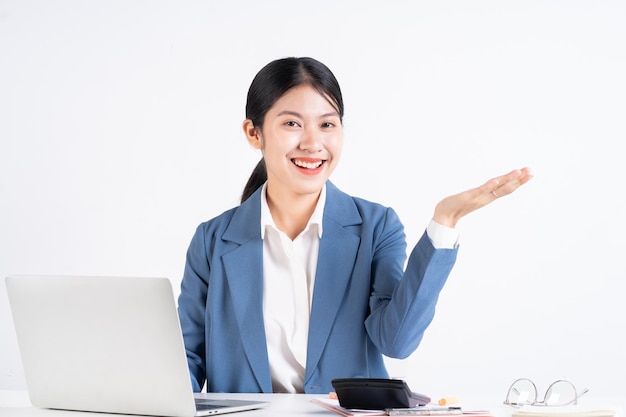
305,182,362,382
221,188,272,392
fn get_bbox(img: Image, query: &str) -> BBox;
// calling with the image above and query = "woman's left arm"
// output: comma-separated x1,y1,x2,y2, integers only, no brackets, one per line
365,167,533,357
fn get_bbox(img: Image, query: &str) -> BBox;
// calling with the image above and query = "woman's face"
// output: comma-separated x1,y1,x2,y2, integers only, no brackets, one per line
245,84,343,200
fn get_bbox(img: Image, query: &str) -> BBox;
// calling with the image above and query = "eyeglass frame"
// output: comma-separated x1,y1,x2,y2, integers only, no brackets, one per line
503,378,589,407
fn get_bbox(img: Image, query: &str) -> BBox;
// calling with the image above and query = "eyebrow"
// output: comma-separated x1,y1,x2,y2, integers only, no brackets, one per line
276,110,340,119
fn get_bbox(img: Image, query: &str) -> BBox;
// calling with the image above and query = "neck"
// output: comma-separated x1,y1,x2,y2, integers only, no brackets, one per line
265,185,320,240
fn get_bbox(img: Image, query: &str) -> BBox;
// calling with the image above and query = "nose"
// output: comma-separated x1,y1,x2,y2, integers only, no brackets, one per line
299,126,322,152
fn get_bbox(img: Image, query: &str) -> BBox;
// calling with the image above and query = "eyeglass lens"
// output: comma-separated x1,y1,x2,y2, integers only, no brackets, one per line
506,379,537,405
544,380,577,406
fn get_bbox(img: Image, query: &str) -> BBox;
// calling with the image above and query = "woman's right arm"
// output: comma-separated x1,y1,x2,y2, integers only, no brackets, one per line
178,224,210,392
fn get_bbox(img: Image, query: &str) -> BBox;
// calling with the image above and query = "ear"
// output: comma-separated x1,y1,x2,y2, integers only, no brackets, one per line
243,119,263,150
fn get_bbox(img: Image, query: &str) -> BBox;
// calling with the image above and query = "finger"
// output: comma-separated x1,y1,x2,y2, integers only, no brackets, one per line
489,168,533,198
481,168,533,199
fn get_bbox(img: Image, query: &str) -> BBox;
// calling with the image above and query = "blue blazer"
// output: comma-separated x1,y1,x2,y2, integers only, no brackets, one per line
177,181,458,394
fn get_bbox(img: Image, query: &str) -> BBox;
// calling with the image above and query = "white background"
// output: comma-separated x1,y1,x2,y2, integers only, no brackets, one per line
1,0,625,401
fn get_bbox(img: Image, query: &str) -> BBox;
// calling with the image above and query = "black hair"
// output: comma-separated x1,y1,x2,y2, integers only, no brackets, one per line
240,57,344,203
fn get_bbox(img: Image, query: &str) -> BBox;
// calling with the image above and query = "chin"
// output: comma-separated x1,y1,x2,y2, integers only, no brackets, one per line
293,180,327,196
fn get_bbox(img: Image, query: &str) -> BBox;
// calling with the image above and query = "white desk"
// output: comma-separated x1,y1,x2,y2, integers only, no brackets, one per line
0,390,505,417
2,391,331,417
0,390,623,417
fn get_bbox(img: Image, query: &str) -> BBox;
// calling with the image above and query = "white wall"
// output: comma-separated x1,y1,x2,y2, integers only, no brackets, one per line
1,0,625,401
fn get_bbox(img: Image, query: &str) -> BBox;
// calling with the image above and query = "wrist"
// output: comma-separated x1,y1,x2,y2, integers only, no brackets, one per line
433,204,459,228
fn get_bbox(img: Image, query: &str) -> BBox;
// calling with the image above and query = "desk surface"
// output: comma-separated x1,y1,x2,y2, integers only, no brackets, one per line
1,391,328,417
0,390,623,417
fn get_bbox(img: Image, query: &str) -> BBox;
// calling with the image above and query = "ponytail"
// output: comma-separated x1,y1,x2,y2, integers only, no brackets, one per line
241,158,267,203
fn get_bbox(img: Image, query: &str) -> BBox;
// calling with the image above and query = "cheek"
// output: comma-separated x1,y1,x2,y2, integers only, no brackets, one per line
264,128,299,148
329,137,344,157
260,136,294,160
327,143,343,170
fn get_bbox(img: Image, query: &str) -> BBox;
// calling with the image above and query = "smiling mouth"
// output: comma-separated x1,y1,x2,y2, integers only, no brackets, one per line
292,159,325,169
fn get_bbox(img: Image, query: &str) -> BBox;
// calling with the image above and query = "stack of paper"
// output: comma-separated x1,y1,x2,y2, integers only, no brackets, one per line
311,398,386,417
512,405,620,417
311,398,494,417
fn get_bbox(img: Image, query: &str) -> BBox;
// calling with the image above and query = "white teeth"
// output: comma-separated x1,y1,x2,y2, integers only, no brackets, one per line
293,159,323,169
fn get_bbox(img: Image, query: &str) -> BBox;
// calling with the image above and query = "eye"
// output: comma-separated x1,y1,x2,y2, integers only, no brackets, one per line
322,118,341,129
284,120,300,127
320,114,341,129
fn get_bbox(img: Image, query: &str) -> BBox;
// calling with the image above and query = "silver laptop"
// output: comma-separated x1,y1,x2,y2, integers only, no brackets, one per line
5,275,269,417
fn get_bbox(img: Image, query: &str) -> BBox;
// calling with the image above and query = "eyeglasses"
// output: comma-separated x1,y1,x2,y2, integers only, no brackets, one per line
503,378,589,407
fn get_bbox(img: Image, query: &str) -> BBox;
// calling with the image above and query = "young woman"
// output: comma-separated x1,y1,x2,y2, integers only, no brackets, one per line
177,57,532,394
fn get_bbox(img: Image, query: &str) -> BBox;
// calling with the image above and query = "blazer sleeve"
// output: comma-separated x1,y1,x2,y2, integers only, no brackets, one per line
364,207,458,358
178,223,210,392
